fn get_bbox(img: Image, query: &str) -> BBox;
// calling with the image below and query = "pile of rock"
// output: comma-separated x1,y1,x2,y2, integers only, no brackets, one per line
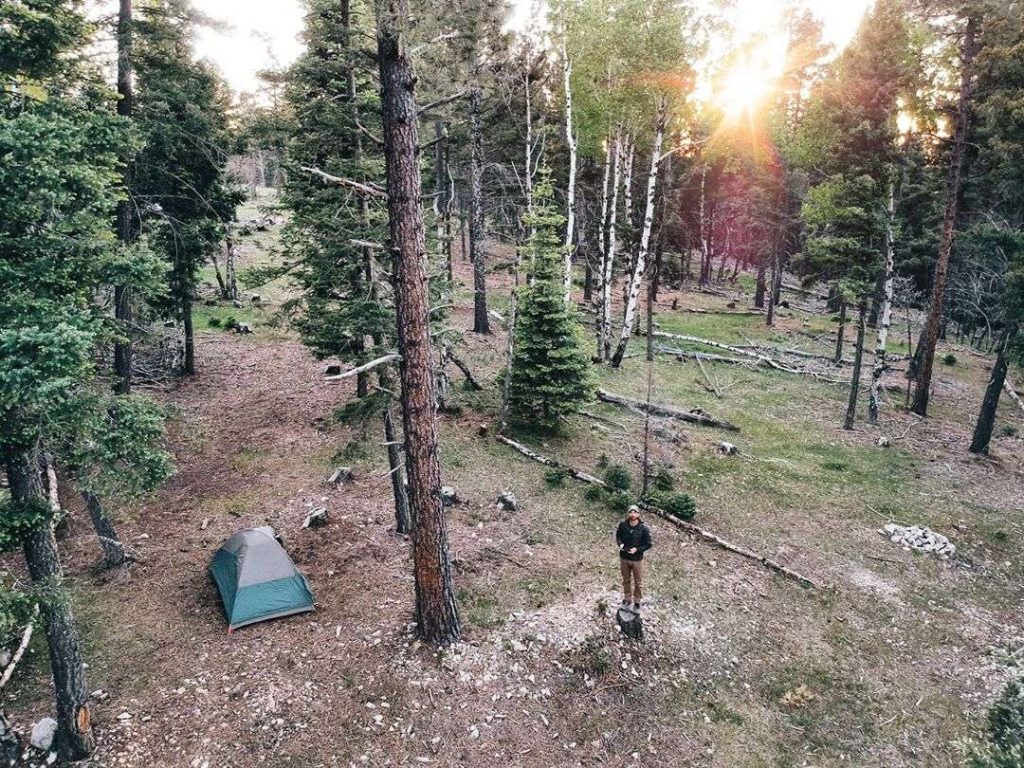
881,523,956,558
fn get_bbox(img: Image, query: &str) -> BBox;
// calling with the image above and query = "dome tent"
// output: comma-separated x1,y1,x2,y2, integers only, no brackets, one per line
210,526,315,631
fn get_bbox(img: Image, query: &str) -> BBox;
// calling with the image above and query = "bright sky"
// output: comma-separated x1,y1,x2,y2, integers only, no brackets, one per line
191,0,874,97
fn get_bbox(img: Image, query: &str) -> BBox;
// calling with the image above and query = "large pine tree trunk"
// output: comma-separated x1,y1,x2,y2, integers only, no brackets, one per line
83,491,130,568
913,15,979,417
970,327,1015,454
611,99,666,368
375,0,460,645
869,182,897,425
113,0,135,396
5,450,94,761
600,131,623,361
844,302,868,431
562,40,577,303
754,256,767,308
469,60,489,334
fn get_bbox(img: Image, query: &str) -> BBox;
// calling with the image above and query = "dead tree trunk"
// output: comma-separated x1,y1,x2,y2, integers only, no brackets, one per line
5,450,95,761
83,491,131,568
611,98,666,368
913,15,979,417
834,300,847,365
113,0,135,396
843,301,867,431
375,0,460,645
970,327,1016,454
384,408,412,533
595,134,613,356
469,58,489,335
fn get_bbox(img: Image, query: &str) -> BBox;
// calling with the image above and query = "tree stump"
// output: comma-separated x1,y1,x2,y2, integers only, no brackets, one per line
616,607,643,640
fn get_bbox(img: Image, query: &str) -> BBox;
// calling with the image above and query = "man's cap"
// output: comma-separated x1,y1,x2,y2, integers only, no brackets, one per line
627,505,641,515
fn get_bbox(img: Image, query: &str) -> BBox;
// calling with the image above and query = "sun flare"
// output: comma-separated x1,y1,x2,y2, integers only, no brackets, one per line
716,39,788,119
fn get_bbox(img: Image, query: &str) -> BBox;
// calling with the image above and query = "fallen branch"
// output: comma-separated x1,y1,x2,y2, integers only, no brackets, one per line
639,504,822,589
349,238,386,251
496,435,605,485
694,354,721,398
657,345,751,367
448,352,483,391
597,389,740,432
0,603,39,690
1005,378,1024,416
301,166,388,199
647,331,801,374
680,308,763,317
326,353,401,382
495,436,821,589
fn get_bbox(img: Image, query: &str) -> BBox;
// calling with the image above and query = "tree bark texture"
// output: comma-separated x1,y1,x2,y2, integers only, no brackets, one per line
375,0,460,645
970,327,1015,454
469,62,489,334
869,182,896,425
843,302,867,431
113,0,135,395
600,131,623,361
562,40,577,303
83,491,130,568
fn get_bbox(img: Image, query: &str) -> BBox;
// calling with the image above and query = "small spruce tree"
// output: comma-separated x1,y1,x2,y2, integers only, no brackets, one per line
507,170,594,430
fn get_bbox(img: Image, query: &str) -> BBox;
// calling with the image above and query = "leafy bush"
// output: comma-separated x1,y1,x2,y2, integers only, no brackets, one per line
223,315,239,331
943,353,957,366
647,491,696,521
605,489,633,514
966,676,1024,767
582,484,605,503
544,467,568,487
652,468,675,492
604,464,633,492
207,317,222,328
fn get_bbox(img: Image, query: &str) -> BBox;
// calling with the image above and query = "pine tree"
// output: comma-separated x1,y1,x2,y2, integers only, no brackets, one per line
508,170,595,431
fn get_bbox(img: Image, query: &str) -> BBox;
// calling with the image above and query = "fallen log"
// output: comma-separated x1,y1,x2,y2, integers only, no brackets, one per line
448,352,484,390
0,603,39,690
680,308,763,317
639,504,821,589
647,331,801,374
597,389,740,432
496,435,605,485
1005,378,1024,416
657,344,752,367
495,436,821,589
325,353,401,382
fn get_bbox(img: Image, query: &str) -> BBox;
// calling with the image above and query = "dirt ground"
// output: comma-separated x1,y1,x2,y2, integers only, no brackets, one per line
5,209,1024,767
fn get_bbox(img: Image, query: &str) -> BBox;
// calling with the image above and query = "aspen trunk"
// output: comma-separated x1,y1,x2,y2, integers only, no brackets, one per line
600,131,623,361
868,182,896,425
375,0,460,645
843,302,867,431
562,40,577,303
611,99,667,368
913,15,978,416
594,135,613,357
5,450,95,761
113,0,135,395
433,121,452,283
469,61,489,334
698,164,710,288
224,228,238,300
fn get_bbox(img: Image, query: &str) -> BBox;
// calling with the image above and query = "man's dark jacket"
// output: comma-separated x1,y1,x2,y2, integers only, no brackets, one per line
616,520,652,562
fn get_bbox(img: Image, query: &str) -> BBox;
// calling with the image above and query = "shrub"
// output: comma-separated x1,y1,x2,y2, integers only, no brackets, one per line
223,315,239,331
596,453,610,469
604,489,633,514
1001,424,1018,438
544,467,568,488
207,317,222,328
652,468,675,492
943,353,957,366
604,464,633,492
582,484,605,503
966,676,1024,767
648,491,696,521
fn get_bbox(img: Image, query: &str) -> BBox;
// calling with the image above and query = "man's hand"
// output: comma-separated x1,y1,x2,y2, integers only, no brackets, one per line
628,547,637,554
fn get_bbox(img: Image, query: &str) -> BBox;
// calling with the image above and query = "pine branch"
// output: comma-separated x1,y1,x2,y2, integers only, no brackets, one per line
418,90,468,116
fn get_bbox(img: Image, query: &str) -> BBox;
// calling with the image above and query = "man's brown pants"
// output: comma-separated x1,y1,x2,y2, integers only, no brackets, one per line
620,558,643,603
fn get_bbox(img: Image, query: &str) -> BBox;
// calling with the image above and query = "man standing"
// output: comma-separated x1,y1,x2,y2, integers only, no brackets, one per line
616,505,652,611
